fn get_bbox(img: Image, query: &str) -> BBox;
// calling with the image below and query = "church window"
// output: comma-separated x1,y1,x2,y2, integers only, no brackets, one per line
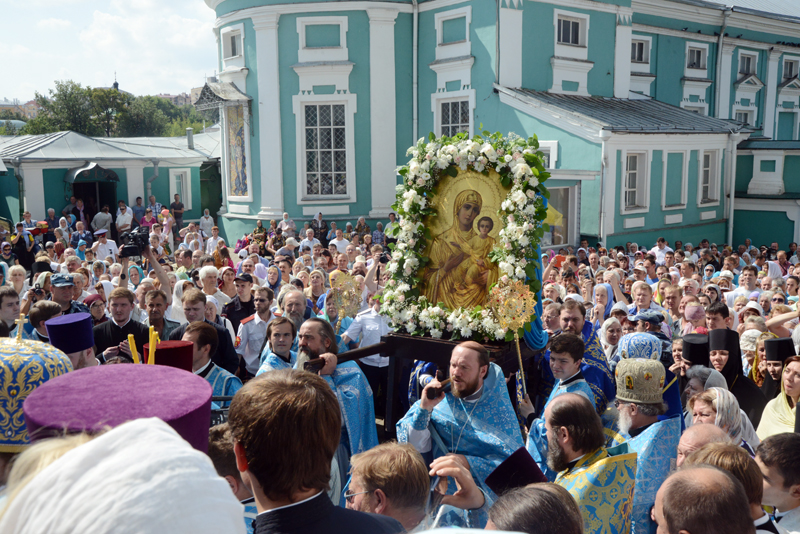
304,104,347,196
440,100,469,137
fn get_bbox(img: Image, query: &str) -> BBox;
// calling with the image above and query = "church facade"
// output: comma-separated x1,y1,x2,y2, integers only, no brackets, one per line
204,0,800,249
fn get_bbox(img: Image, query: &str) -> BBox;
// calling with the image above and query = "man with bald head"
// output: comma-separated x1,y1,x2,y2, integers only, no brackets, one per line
653,466,755,534
397,341,523,525
545,393,637,534
676,423,731,467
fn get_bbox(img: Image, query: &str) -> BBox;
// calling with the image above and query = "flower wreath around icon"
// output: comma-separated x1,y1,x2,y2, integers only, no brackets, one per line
381,130,551,342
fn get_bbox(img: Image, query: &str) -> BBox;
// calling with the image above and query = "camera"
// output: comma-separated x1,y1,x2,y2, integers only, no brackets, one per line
119,226,151,258
33,283,44,296
379,252,391,264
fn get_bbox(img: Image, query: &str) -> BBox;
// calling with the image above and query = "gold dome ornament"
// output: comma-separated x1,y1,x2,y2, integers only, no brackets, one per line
330,271,361,333
488,279,538,396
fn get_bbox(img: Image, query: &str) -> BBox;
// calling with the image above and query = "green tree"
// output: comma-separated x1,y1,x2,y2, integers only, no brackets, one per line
0,109,25,121
34,80,100,136
116,96,169,137
0,120,17,135
91,88,132,137
165,116,206,137
19,115,57,135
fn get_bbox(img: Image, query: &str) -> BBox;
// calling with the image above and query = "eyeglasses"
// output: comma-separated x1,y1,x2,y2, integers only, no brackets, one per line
773,298,785,303
344,490,371,504
253,298,269,303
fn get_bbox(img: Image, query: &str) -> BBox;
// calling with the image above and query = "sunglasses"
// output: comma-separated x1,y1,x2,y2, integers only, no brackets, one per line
772,298,785,303
253,298,269,303
344,490,371,504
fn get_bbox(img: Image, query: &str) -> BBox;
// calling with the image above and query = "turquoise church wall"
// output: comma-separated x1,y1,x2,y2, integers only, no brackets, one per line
735,154,754,193
733,210,793,248
0,168,20,223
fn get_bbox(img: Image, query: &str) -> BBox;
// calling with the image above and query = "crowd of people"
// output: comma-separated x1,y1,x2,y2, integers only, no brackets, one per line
0,195,799,534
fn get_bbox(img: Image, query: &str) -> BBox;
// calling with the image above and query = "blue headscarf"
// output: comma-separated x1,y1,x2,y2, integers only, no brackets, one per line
593,283,615,321
128,264,145,288
266,265,282,294
76,240,87,261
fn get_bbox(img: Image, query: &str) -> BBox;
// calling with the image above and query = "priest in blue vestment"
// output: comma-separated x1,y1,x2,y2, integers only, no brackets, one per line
614,357,681,534
257,316,298,374
297,318,378,460
524,333,596,481
397,341,523,526
184,322,242,406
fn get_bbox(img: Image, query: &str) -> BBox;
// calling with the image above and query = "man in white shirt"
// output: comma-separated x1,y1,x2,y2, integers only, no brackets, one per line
649,237,674,266
331,229,350,254
91,229,119,262
205,226,223,254
235,286,275,377
299,228,321,253
115,205,133,235
341,292,393,416
725,265,761,307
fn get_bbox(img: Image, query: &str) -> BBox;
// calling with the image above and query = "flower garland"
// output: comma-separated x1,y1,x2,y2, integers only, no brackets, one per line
381,131,551,342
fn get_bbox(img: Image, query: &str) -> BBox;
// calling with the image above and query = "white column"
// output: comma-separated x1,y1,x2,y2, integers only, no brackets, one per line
613,15,632,98
123,161,147,205
717,43,736,119
763,49,782,140
252,12,285,219
367,8,400,219
21,164,45,219
499,6,523,88
218,106,229,215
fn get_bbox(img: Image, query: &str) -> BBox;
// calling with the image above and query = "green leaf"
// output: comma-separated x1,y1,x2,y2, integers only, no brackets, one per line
446,166,458,177
542,223,550,232
525,263,538,281
482,130,491,137
429,132,435,141
541,188,551,200
504,330,515,342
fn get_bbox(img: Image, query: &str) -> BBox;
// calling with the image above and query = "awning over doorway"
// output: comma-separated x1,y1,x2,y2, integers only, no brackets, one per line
64,162,119,183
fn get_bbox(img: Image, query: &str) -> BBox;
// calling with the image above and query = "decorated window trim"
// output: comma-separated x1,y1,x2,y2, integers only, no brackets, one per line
381,131,551,342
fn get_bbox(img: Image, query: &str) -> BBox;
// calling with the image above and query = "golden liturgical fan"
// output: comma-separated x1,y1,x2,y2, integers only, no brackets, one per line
488,280,537,396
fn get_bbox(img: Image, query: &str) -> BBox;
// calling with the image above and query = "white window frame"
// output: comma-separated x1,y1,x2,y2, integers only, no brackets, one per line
631,38,650,67
297,16,349,63
540,185,579,251
538,140,559,169
169,168,192,211
683,105,706,115
783,57,799,80
621,151,649,215
738,50,758,76
432,89,475,138
661,150,689,211
434,7,471,61
220,23,245,70
292,93,357,205
698,149,721,207
735,109,754,125
685,42,709,77
553,9,589,61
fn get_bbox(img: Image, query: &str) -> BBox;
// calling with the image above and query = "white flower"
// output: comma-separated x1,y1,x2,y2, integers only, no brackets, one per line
481,143,498,161
495,328,506,339
511,189,527,205
526,189,535,198
431,329,442,339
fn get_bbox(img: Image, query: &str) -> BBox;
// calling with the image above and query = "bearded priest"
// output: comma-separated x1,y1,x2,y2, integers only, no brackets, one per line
397,341,523,527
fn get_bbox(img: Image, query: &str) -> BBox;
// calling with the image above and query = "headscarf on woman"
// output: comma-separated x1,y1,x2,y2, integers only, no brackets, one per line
708,387,746,444
599,317,621,360
593,283,615,321
92,261,107,284
253,261,268,282
58,217,72,237
128,265,145,288
266,265,282,294
757,361,798,440
705,284,722,304
170,280,194,323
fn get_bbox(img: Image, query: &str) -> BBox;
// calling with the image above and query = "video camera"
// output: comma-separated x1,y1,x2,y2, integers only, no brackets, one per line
119,226,150,258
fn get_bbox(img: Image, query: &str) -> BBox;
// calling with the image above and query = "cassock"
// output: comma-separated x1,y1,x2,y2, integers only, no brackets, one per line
709,329,767,427
168,319,239,375
92,318,150,359
555,444,638,534
256,348,297,375
195,360,242,406
397,362,523,525
625,417,681,534
526,370,595,481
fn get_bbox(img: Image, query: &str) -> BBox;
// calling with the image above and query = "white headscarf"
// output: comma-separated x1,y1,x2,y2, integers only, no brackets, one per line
0,418,245,534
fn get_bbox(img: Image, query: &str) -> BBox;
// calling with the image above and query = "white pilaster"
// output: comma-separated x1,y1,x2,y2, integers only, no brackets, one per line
21,164,45,219
499,6,523,88
252,12,285,219
717,43,736,119
763,49,782,139
614,17,632,98
219,106,229,215
367,8,400,219
123,161,147,205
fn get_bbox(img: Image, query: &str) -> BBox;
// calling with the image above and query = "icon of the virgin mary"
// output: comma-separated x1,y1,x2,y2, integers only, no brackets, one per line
421,189,498,309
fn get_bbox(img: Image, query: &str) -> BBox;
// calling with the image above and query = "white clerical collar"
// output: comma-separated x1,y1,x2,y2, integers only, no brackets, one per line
111,316,130,328
193,359,212,375
257,490,323,516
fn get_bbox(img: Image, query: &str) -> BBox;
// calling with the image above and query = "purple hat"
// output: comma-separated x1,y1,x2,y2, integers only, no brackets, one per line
484,447,547,496
145,340,194,372
45,312,94,354
24,364,212,452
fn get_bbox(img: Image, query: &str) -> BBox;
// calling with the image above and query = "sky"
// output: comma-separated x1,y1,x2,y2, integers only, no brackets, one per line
0,0,218,102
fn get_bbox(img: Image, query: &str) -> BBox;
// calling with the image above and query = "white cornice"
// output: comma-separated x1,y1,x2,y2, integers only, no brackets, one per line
633,22,800,56
632,24,716,43
633,0,800,39
527,0,632,18
215,2,413,29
